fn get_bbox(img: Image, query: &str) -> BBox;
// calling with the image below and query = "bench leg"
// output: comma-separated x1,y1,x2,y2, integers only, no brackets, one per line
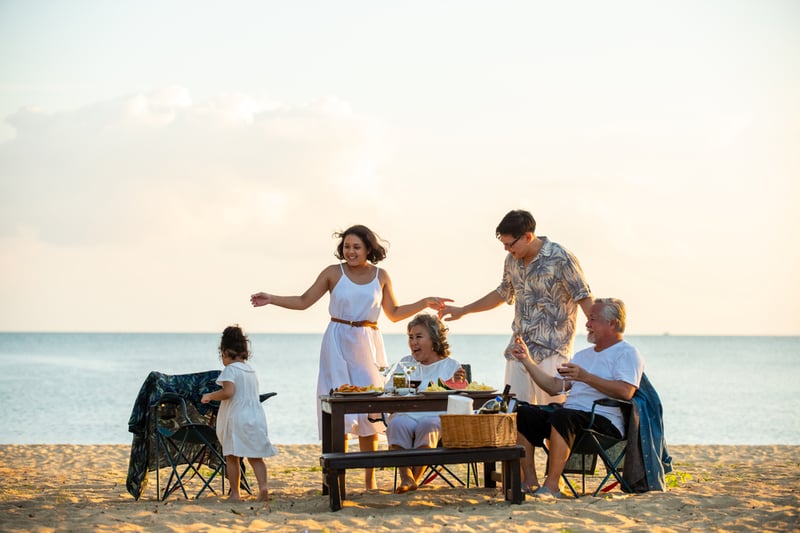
502,458,523,504
326,468,343,511
338,471,347,503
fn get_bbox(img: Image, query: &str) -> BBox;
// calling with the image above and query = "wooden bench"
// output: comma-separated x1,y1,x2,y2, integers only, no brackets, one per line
319,445,525,511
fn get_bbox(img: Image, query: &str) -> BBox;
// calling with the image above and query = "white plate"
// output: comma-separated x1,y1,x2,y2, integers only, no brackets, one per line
332,390,383,397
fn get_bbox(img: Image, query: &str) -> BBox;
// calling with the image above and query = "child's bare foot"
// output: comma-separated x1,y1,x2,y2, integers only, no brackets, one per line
257,488,269,502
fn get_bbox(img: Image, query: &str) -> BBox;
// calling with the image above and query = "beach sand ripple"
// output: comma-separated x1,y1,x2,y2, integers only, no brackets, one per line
0,444,797,532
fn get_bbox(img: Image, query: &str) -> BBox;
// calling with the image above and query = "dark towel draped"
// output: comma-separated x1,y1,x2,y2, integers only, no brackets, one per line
125,370,221,500
622,374,673,492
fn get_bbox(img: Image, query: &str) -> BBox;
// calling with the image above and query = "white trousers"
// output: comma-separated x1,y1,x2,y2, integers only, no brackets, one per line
504,354,569,405
386,413,441,449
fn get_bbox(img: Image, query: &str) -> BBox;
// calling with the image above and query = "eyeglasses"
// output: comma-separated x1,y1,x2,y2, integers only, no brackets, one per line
501,235,523,250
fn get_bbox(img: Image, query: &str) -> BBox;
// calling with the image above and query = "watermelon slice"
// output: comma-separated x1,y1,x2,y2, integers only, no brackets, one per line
438,377,468,390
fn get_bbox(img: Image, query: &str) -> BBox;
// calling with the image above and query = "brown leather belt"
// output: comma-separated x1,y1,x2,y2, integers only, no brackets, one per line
330,317,379,329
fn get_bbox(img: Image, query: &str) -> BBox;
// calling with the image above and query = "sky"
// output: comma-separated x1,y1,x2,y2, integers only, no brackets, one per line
0,1,798,336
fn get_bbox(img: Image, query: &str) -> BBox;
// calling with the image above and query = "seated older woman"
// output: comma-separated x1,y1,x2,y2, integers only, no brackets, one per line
387,313,466,494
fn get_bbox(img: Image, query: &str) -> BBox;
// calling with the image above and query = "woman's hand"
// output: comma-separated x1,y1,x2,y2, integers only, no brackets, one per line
200,393,212,404
424,297,454,311
453,366,467,383
250,292,272,307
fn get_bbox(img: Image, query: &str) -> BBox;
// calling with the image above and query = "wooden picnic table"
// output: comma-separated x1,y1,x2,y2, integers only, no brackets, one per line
319,391,509,497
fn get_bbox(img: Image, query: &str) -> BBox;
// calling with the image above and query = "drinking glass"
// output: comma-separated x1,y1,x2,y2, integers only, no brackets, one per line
556,366,569,396
374,361,391,383
403,363,417,389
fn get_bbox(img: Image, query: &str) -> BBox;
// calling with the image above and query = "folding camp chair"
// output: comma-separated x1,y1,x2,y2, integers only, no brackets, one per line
545,397,633,498
391,364,479,491
151,392,226,500
393,442,478,489
418,454,479,488
126,370,221,500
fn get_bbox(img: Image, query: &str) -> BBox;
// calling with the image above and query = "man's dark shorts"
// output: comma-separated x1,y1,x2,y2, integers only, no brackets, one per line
516,403,621,448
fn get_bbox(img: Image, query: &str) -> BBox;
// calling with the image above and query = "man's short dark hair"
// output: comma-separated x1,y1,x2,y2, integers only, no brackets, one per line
496,209,536,238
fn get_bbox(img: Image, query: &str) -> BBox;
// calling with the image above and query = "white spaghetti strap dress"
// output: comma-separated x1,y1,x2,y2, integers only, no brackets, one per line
316,263,387,438
215,361,279,458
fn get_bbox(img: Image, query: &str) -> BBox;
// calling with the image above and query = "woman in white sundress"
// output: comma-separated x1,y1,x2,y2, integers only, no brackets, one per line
250,224,451,490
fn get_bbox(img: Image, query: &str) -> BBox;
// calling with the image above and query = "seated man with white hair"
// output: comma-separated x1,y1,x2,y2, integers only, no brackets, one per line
511,298,644,498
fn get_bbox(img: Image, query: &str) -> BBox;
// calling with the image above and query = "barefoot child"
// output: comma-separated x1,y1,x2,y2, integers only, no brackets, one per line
202,325,278,501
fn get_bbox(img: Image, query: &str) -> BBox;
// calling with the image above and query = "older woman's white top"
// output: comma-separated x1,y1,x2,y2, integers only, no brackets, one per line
393,354,461,421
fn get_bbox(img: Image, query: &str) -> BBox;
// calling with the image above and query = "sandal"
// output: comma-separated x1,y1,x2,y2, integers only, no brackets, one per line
522,486,540,496
533,486,565,499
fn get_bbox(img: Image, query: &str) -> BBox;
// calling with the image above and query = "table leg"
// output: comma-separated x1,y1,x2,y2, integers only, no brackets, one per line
322,409,332,495
330,408,346,497
321,407,347,495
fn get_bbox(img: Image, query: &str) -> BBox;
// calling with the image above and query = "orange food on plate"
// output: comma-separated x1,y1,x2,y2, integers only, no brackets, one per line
336,384,367,392
335,384,383,393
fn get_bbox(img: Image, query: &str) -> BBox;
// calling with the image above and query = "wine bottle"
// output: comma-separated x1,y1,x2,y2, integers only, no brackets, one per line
500,384,511,413
478,395,505,414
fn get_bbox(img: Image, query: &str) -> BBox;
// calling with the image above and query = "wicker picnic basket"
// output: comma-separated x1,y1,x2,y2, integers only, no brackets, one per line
440,413,517,448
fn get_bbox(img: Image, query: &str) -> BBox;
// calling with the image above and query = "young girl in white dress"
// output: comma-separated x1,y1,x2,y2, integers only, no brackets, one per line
250,224,450,489
202,325,278,501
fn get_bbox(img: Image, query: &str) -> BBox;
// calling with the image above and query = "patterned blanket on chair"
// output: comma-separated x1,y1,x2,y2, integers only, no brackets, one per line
125,370,221,500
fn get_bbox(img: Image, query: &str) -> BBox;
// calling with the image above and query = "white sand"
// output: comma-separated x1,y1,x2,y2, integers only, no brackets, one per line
0,444,797,532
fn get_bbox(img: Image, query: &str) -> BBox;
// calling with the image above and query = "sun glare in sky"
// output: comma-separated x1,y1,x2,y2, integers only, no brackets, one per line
0,1,798,335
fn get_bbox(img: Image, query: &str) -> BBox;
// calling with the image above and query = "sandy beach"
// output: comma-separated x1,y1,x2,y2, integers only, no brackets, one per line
0,443,797,532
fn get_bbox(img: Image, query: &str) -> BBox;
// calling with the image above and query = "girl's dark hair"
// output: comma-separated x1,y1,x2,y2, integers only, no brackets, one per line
407,313,451,358
334,225,388,264
220,325,250,361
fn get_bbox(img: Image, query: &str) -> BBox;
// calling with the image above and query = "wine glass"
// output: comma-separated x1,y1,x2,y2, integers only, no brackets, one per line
556,365,569,396
403,363,417,389
374,361,391,383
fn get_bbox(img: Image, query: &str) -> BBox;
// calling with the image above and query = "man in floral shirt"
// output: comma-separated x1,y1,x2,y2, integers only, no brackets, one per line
441,209,592,399
439,209,592,491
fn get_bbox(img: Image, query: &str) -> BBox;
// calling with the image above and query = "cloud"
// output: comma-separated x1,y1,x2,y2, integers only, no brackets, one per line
0,87,385,248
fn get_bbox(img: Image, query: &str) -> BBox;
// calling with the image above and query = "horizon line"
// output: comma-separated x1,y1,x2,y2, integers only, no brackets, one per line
1,330,798,338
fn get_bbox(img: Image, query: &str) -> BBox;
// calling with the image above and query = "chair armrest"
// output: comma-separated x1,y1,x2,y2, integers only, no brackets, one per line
367,413,387,426
587,398,632,427
592,398,632,410
259,392,277,403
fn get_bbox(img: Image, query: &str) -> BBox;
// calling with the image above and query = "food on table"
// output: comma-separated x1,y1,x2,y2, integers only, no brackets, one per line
335,384,383,393
465,381,494,391
436,378,494,391
441,377,468,390
426,381,447,392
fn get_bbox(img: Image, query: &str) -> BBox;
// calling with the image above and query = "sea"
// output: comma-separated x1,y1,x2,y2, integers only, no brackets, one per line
0,333,797,446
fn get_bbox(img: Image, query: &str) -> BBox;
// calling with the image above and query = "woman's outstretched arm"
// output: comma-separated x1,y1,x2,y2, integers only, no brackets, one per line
251,265,337,311
379,270,452,322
